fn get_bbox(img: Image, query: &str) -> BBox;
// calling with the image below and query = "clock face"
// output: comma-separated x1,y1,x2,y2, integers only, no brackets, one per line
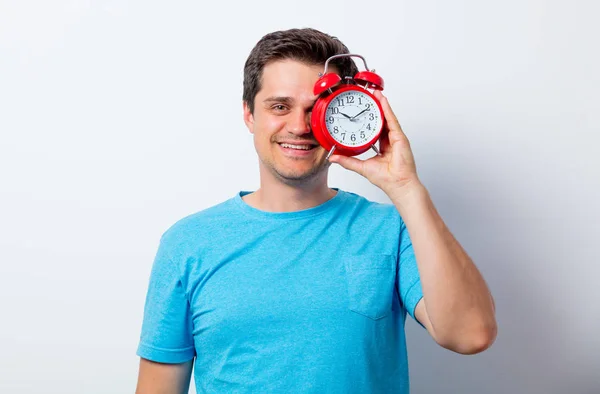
324,90,382,147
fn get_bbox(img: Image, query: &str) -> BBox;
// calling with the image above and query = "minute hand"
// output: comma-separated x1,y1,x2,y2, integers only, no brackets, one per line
350,108,369,120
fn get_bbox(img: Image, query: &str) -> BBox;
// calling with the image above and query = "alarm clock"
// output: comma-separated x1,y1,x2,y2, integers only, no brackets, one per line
310,54,385,158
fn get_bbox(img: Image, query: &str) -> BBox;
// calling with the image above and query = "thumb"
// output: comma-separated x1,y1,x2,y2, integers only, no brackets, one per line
328,154,365,176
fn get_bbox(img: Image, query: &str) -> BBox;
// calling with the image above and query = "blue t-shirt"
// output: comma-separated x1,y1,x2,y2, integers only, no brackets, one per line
137,189,424,393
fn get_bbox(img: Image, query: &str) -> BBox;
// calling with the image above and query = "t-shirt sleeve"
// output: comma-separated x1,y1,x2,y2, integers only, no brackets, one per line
397,219,424,325
136,237,196,363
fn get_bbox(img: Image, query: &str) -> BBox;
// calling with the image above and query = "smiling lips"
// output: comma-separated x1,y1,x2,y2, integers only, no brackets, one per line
279,143,315,150
277,140,319,150
277,141,320,157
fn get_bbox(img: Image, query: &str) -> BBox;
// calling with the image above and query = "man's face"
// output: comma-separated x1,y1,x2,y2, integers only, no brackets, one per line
243,60,331,184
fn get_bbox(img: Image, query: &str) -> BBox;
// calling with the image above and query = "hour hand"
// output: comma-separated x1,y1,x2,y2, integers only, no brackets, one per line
339,111,352,119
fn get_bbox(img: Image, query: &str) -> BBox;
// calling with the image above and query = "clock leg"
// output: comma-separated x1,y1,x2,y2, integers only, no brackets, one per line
371,144,381,156
326,145,337,160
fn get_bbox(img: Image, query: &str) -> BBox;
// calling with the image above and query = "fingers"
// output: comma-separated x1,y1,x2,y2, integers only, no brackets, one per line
373,90,409,146
378,125,391,154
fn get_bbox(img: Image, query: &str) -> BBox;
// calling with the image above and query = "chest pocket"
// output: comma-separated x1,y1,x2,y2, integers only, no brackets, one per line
344,254,396,320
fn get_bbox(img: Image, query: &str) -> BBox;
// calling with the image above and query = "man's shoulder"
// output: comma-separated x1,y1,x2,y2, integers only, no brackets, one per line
341,189,397,213
159,195,239,245
339,189,403,228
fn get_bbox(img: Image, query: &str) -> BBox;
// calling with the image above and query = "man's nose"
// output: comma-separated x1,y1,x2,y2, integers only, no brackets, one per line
287,110,312,135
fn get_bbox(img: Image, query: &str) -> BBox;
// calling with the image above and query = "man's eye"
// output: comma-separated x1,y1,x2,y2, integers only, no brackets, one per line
272,105,288,111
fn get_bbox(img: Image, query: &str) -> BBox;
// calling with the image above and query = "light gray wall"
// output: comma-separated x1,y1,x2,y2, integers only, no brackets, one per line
1,1,598,393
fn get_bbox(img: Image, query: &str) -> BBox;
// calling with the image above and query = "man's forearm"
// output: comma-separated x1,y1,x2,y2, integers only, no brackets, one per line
391,184,497,350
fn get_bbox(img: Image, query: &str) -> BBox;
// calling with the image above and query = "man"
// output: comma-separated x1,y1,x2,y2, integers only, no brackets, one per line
135,28,497,393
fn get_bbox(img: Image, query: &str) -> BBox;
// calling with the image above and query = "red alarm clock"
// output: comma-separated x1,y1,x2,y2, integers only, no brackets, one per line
310,54,385,158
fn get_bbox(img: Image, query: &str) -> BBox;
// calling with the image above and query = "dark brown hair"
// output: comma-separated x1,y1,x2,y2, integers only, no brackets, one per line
243,28,359,113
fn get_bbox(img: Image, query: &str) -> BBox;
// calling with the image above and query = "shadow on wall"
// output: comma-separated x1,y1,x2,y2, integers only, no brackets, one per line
405,156,598,394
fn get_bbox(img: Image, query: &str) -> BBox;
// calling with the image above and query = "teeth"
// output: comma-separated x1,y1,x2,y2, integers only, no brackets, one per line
280,143,313,150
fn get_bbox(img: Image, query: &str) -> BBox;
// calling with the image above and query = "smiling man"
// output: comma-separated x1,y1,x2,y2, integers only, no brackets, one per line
135,28,497,394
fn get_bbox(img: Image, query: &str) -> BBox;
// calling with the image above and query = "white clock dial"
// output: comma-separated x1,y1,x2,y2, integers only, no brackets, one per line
324,90,382,147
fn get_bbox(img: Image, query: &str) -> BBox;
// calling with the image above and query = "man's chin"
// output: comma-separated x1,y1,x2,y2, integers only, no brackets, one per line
273,164,327,183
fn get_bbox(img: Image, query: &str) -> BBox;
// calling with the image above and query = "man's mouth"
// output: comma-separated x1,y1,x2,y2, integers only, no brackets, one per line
278,143,319,151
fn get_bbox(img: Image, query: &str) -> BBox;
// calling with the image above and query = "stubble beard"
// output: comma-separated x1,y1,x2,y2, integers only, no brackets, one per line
262,152,331,186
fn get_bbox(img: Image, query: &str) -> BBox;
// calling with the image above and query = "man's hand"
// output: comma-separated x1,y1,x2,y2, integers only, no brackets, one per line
328,90,421,202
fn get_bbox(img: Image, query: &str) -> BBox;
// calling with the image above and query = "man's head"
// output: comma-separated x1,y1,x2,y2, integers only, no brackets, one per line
242,28,358,185
243,28,358,114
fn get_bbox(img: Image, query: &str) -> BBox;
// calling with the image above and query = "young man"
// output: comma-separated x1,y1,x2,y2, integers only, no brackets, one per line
135,28,497,393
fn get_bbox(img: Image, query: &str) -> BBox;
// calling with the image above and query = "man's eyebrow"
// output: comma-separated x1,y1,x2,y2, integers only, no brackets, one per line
263,96,294,105
263,96,318,110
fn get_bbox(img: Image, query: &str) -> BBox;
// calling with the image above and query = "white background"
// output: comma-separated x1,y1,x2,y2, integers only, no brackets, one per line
1,1,598,393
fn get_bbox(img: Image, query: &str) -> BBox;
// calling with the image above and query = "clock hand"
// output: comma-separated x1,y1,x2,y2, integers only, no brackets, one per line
350,108,369,120
338,111,352,119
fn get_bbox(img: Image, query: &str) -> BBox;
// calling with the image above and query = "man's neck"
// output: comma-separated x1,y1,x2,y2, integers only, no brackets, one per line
243,171,337,213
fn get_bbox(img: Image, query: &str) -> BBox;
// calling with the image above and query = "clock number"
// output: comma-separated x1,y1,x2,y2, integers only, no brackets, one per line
365,103,370,110
333,126,339,134
366,124,371,130
369,113,375,121
360,131,365,139
336,98,344,107
351,134,356,142
358,97,362,105
346,96,355,104
341,133,346,141
328,116,334,124
330,107,339,114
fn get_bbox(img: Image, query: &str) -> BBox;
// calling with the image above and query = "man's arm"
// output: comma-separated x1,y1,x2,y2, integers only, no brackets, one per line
397,185,497,354
135,357,194,394
328,90,497,354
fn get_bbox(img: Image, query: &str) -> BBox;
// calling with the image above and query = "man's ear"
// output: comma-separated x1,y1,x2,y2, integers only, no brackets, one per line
243,101,254,134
